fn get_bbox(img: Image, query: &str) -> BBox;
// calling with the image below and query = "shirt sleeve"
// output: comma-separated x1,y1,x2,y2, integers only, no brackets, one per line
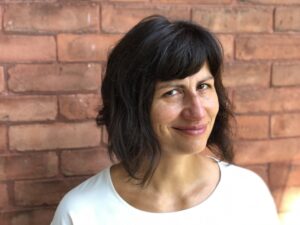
50,197,74,225
243,170,281,225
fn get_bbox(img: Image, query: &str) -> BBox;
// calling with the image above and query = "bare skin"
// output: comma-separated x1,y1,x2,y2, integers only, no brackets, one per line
110,155,220,212
110,64,221,212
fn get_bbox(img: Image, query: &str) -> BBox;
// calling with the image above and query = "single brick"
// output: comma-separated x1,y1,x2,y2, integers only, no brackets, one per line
242,0,300,4
223,63,270,88
0,67,4,92
217,34,234,61
236,35,300,60
193,7,272,33
271,113,300,138
57,34,121,62
269,163,300,188
0,96,57,122
0,126,6,151
14,178,84,206
8,63,101,92
275,7,300,32
4,3,99,33
9,122,101,151
0,152,58,180
272,63,300,86
109,0,148,2
102,5,190,33
234,138,300,165
61,148,111,176
0,209,55,225
235,115,269,140
234,88,300,113
0,183,9,209
152,0,232,2
0,35,56,62
59,94,101,120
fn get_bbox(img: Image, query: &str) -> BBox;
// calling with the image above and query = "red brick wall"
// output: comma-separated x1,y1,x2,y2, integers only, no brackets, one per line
0,0,299,224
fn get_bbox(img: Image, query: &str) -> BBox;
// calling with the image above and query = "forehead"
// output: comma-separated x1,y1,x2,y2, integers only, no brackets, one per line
155,63,213,88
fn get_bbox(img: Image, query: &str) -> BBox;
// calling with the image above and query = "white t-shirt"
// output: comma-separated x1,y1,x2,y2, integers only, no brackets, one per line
51,161,280,225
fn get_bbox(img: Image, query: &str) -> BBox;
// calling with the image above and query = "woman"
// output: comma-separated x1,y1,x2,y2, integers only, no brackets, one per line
51,15,280,225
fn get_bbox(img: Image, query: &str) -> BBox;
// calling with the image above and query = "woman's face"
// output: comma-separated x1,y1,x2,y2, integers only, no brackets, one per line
150,63,219,156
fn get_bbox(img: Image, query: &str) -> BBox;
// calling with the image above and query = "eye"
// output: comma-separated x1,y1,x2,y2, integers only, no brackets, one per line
163,89,181,97
197,83,211,90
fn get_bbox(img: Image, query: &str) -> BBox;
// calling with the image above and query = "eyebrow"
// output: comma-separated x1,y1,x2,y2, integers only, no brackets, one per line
156,75,214,90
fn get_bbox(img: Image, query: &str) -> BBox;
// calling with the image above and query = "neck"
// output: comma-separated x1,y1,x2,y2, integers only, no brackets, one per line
111,154,220,212
146,154,215,195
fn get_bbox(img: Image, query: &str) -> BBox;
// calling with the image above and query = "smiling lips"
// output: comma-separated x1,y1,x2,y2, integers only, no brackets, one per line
173,125,208,136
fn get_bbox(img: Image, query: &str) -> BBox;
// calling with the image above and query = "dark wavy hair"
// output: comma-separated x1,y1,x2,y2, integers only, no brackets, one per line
97,15,234,185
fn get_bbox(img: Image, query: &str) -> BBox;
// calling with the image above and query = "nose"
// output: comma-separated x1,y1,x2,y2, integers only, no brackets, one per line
181,94,206,121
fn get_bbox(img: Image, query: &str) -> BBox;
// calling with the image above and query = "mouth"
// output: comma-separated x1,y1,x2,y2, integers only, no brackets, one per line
173,124,208,136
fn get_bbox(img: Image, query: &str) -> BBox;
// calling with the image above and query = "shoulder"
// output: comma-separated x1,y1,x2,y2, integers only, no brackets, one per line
51,167,111,225
219,161,266,187
217,162,280,225
217,161,275,207
62,167,111,208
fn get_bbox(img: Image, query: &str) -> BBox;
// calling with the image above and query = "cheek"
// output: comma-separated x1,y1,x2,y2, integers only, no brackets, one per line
205,93,219,118
150,103,181,126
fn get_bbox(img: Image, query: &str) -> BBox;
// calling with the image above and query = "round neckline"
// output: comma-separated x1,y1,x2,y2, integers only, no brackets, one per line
106,158,223,215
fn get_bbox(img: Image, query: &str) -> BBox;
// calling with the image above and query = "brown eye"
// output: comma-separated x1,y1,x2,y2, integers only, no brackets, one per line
198,83,211,90
163,89,180,97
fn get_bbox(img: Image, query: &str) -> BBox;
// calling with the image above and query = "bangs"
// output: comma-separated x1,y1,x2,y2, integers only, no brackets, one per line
152,21,222,81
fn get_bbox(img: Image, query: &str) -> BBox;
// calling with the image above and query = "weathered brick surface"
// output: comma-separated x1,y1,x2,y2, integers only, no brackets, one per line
58,34,121,62
9,122,101,151
217,34,234,61
234,88,300,113
0,183,9,209
0,126,6,151
236,35,300,60
275,7,300,32
269,163,300,188
101,126,108,145
61,148,111,176
59,94,101,120
102,4,190,33
0,0,299,222
193,7,272,33
0,96,57,122
0,152,58,180
4,3,100,33
223,63,270,88
0,6,2,31
0,67,4,92
272,63,300,87
0,35,56,62
8,64,101,92
0,209,54,225
235,115,269,139
14,178,84,206
242,0,300,4
153,0,232,3
271,113,300,138
234,138,300,165
109,0,148,2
